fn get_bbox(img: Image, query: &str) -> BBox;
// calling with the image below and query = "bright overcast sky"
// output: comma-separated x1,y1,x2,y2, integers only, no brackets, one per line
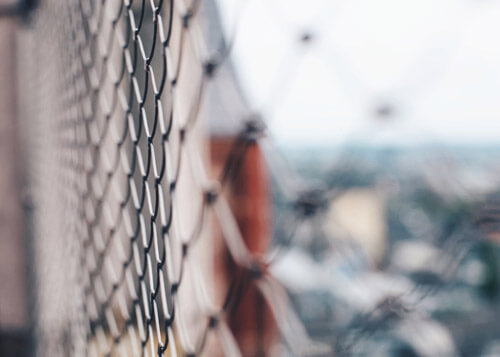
216,0,500,147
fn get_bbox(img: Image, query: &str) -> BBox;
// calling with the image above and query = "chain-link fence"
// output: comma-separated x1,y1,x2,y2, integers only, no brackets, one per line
12,0,500,356
18,0,328,355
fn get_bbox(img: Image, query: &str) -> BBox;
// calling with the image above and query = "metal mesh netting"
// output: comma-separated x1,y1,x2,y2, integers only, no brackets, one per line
16,0,500,356
18,0,328,355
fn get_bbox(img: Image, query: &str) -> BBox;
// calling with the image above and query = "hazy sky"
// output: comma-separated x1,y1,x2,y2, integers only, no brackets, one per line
216,0,500,147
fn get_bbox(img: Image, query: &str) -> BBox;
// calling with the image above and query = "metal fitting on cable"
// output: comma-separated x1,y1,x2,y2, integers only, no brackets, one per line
240,115,266,143
294,188,328,217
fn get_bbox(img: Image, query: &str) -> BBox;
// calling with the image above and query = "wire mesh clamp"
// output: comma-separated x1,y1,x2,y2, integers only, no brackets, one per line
204,185,220,205
0,0,37,17
208,315,219,329
299,31,314,44
238,116,266,143
293,188,328,218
